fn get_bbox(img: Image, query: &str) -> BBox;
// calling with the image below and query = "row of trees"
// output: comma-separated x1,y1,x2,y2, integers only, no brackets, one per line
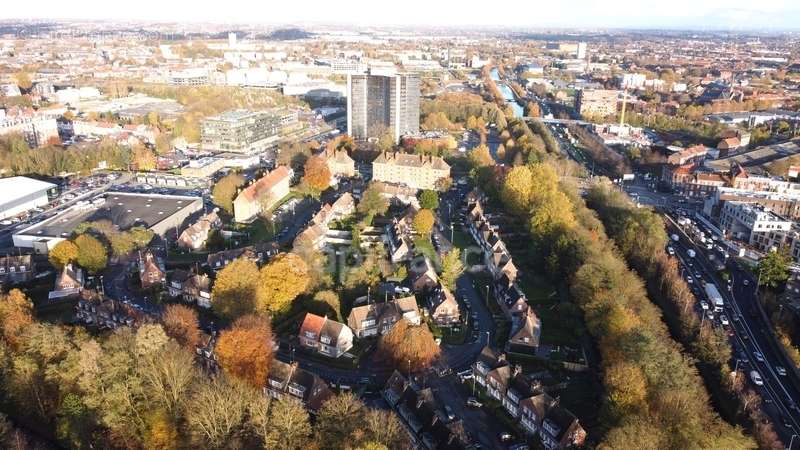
585,183,782,449
0,291,402,449
0,135,141,177
566,124,630,178
211,253,310,320
48,221,154,273
420,92,508,131
496,162,753,448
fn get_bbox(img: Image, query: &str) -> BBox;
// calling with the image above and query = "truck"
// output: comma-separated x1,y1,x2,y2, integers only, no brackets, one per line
705,283,724,308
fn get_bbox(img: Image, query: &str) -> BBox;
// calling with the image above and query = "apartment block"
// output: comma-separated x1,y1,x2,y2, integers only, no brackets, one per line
201,109,281,154
347,72,420,144
372,152,450,191
575,89,619,118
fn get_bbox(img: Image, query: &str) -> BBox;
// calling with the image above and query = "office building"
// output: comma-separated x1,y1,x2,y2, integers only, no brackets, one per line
0,177,57,220
347,72,420,144
372,152,450,191
575,89,619,118
201,109,281,154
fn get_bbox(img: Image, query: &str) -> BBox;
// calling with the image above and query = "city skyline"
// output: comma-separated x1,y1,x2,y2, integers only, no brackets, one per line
4,0,800,31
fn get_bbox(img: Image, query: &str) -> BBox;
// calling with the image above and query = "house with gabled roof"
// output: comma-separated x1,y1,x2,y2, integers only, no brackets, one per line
233,166,292,223
266,360,333,414
139,250,166,290
206,242,278,271
298,313,354,358
508,307,542,354
49,263,84,299
178,209,221,250
347,296,420,338
427,285,461,327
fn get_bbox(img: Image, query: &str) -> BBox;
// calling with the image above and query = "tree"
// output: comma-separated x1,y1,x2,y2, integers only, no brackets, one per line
211,258,259,320
315,393,366,448
143,409,179,450
440,249,464,291
14,72,32,91
138,342,197,418
74,234,107,273
135,324,169,357
301,155,332,192
186,375,251,448
161,304,201,349
215,315,274,388
378,319,440,373
312,290,341,321
256,253,310,314
132,145,157,171
0,290,33,348
412,209,435,236
418,189,439,210
357,183,389,219
758,248,791,289
212,173,245,215
250,396,311,450
422,112,454,131
501,166,534,215
469,144,494,168
48,240,78,269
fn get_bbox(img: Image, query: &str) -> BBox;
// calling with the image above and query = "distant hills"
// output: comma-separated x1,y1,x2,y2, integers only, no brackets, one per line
265,28,313,41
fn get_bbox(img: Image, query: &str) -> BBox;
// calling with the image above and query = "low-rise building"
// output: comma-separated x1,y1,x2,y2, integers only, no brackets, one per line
168,270,212,308
206,243,278,271
298,313,354,358
347,296,421,338
265,360,333,414
318,147,356,180
178,209,221,250
233,166,293,223
49,263,84,300
427,285,461,326
372,152,450,191
201,109,281,154
719,201,792,244
180,157,226,178
139,250,166,290
0,255,34,286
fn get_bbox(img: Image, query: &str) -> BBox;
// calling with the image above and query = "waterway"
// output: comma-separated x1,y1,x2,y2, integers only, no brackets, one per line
490,68,524,118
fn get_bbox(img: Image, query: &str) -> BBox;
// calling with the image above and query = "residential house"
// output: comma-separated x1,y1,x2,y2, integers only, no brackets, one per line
206,243,278,271
427,285,461,326
472,346,508,388
265,360,333,413
347,296,421,338
298,313,354,358
0,255,34,285
508,307,542,354
195,332,219,372
178,209,221,250
539,402,587,450
75,291,147,329
382,370,472,450
293,193,357,250
319,147,356,180
49,263,84,299
666,144,707,165
168,270,213,308
386,222,413,263
410,256,439,293
139,250,166,290
233,166,293,223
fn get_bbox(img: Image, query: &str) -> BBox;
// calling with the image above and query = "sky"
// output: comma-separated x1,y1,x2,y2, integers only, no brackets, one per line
4,0,800,31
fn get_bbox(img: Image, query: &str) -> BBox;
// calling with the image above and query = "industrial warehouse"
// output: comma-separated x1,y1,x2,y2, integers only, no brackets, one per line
13,192,202,253
0,176,58,220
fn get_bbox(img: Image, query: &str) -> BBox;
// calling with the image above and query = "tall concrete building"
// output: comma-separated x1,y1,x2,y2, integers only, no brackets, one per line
201,110,281,153
575,89,619,118
347,72,420,144
577,42,587,59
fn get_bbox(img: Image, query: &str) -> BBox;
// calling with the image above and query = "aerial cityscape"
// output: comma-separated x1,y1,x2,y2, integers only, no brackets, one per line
0,3,800,450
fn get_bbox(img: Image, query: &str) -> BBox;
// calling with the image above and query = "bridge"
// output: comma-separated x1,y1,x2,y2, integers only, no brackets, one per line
523,116,591,126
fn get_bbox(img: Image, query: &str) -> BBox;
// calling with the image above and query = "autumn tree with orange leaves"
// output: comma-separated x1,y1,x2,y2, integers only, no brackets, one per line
215,315,274,388
0,289,33,348
378,319,440,374
161,304,201,349
301,155,332,192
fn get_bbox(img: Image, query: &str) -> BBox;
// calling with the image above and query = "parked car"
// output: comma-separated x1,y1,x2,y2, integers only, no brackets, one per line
700,301,709,310
720,315,729,326
467,397,483,408
498,432,513,442
444,405,456,421
776,366,787,377
754,352,765,363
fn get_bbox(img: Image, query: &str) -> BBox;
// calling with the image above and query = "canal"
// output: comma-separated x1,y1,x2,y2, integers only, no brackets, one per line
490,68,524,118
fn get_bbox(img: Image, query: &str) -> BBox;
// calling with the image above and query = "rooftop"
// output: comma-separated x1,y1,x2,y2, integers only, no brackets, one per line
17,192,201,239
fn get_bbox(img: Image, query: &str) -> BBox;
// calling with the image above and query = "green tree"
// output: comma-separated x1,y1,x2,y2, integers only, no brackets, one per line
469,144,494,168
440,248,464,291
212,173,245,215
418,189,440,210
74,234,107,273
758,248,791,289
357,183,389,220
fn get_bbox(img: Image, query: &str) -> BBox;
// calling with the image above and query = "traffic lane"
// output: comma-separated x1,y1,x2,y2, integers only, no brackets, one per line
670,236,800,429
456,275,493,344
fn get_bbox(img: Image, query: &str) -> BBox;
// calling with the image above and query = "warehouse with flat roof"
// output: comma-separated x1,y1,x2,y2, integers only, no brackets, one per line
0,176,58,220
13,192,202,253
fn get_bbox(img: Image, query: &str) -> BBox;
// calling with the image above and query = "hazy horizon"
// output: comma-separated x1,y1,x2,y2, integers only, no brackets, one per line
3,0,800,32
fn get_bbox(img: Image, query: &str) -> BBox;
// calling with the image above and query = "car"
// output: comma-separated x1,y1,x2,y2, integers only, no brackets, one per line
687,276,693,284
743,279,750,286
498,432,513,442
694,271,702,279
667,247,675,255
700,301,709,310
444,405,455,421
720,315,729,326
706,311,714,321
781,415,792,428
776,366,788,377
750,370,764,386
467,397,483,408
754,352,765,363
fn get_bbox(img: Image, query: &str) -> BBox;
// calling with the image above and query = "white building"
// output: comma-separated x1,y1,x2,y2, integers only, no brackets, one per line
0,177,56,220
621,73,647,89
0,114,59,148
577,42,587,59
719,201,792,244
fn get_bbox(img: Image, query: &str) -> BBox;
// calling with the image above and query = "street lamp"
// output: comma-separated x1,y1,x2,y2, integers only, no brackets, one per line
789,434,797,450
485,285,490,308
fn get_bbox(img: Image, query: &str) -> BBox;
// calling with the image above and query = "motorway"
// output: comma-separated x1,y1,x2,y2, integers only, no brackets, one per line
667,215,800,447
